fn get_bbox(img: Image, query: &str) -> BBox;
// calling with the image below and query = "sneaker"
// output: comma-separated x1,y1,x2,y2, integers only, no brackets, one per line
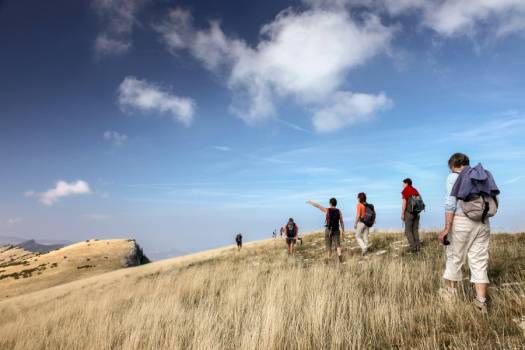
473,299,488,314
338,255,344,263
361,249,368,256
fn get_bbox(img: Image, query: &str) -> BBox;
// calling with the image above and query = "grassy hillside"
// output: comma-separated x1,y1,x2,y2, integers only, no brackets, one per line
0,232,524,349
0,239,146,298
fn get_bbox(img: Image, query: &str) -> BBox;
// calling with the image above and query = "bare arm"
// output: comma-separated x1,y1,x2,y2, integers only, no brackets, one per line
439,212,454,242
401,198,407,221
295,225,299,238
354,206,360,229
306,200,327,213
339,213,345,238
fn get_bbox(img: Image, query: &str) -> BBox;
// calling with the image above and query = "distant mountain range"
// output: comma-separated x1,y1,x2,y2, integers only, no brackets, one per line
0,236,70,253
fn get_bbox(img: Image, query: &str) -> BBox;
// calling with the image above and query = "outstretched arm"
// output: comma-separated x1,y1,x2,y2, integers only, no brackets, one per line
306,200,327,213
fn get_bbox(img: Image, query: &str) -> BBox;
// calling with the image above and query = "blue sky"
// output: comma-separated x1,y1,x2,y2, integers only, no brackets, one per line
1,0,525,256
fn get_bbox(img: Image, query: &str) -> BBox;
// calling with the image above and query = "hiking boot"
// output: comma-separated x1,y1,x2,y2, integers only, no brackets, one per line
473,299,488,314
338,255,344,263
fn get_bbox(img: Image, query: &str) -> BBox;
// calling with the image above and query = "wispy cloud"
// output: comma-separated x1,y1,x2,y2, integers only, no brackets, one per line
506,175,525,184
6,217,22,225
25,180,92,206
103,130,128,146
117,76,196,126
276,119,312,133
212,145,231,152
82,213,111,221
92,0,148,57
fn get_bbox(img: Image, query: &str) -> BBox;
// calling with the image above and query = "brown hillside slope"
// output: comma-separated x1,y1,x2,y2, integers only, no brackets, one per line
0,239,148,299
0,232,524,349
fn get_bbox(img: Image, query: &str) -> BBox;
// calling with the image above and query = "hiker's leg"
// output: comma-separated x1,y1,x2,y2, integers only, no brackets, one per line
443,216,471,285
325,229,332,258
355,223,367,252
404,212,416,250
363,226,369,248
334,232,342,256
413,214,421,250
468,221,490,300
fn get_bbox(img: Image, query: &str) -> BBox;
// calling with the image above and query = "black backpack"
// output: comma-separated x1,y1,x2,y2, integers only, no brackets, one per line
286,222,297,237
408,195,425,214
361,203,376,227
325,208,341,231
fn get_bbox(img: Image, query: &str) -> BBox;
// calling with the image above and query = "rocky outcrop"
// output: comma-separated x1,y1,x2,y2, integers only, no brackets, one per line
121,240,150,267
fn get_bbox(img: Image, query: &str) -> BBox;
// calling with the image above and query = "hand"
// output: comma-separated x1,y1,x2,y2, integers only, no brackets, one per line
306,200,315,205
439,227,450,243
401,214,405,222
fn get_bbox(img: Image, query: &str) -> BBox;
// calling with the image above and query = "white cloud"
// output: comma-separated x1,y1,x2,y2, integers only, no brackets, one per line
92,0,147,57
103,130,128,146
346,0,525,38
7,218,21,225
117,76,196,126
25,180,92,206
155,6,393,131
212,146,231,152
312,91,392,132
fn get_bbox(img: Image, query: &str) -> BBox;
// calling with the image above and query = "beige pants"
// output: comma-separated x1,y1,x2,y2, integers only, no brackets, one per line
355,222,369,252
443,215,490,284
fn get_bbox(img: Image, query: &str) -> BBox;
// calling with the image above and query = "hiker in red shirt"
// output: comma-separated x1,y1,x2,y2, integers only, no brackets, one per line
401,178,423,252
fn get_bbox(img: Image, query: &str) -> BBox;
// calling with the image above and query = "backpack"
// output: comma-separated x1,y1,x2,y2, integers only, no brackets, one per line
408,195,426,214
325,208,341,231
286,222,297,237
361,203,376,227
461,194,498,223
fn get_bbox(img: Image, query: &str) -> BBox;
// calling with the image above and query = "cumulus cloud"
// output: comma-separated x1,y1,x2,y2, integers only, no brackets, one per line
25,180,92,206
312,91,392,132
117,76,196,126
103,130,128,146
155,6,393,131
92,0,147,57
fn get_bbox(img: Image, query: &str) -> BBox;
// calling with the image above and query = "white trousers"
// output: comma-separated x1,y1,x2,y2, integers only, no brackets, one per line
443,215,490,284
355,222,369,252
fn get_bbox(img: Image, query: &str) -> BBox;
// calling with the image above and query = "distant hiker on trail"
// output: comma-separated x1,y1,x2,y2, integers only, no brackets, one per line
438,153,499,313
354,193,374,256
235,233,243,251
283,218,299,256
401,178,425,252
280,227,284,238
307,198,345,263
272,229,277,239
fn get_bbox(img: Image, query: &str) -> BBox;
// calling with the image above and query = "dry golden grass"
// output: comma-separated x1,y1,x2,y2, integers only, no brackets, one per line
0,232,524,349
0,239,138,298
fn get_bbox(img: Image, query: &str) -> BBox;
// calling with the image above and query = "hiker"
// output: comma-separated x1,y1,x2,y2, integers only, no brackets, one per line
272,229,277,239
438,153,500,313
401,178,425,252
235,233,243,251
283,218,299,256
354,192,374,255
307,198,345,262
280,226,284,238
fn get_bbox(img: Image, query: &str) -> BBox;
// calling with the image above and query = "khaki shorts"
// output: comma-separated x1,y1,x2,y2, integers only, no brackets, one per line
286,237,297,245
325,228,341,250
